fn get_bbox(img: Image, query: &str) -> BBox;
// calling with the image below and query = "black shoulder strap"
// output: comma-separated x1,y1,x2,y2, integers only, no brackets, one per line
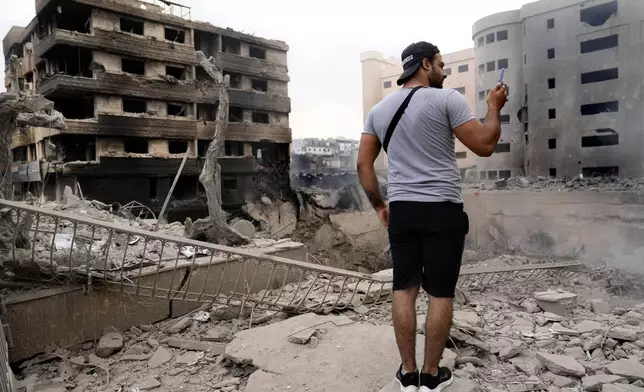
382,86,423,153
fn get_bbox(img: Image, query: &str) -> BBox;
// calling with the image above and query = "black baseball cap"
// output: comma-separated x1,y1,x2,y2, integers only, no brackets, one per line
396,41,440,86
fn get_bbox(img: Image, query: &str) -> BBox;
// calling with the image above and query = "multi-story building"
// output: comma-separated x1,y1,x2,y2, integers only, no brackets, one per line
3,0,291,219
360,48,478,173
475,0,643,179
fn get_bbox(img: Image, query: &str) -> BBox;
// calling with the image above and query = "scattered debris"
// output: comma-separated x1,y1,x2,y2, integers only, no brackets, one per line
95,332,124,358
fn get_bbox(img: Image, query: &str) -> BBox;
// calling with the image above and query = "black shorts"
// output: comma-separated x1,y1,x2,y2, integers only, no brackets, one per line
388,201,469,298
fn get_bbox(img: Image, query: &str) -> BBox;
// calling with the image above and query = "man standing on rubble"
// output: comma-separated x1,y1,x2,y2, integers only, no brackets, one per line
357,41,508,391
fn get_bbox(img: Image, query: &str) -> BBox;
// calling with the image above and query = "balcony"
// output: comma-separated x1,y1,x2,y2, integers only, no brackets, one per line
215,52,289,82
198,122,291,144
65,115,198,139
197,89,291,113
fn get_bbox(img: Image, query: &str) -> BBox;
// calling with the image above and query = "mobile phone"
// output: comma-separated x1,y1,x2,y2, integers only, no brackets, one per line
499,68,505,83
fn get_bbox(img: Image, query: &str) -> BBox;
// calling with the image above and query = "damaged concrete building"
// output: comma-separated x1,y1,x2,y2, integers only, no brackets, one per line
3,0,291,219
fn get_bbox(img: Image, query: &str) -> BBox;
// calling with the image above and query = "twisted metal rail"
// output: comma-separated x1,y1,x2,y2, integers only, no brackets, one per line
0,200,584,315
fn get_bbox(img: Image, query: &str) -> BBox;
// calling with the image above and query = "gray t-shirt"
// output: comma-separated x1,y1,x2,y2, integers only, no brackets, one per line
363,87,475,204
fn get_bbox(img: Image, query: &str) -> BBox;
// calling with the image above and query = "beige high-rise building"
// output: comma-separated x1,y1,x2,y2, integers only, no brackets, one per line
360,48,478,173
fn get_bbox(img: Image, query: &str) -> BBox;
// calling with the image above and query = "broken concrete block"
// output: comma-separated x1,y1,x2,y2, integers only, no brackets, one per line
551,323,580,336
454,311,481,327
591,299,612,314
499,342,527,361
534,290,577,317
584,335,604,352
134,377,162,391
537,352,586,377
607,359,644,382
202,326,232,342
148,347,172,368
213,378,241,389
563,346,586,361
165,317,193,334
167,338,226,354
232,219,256,239
576,320,603,334
95,332,124,358
287,327,317,344
33,383,66,392
510,355,543,377
176,351,204,366
120,353,150,362
609,326,638,342
602,384,644,392
543,312,565,322
582,374,627,392
567,338,583,348
521,298,542,314
543,372,575,388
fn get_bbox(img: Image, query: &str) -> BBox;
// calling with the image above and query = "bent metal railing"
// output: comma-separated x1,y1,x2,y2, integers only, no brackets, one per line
0,200,585,315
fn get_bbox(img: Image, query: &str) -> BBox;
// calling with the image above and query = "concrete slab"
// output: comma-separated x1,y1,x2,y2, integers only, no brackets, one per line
227,313,457,392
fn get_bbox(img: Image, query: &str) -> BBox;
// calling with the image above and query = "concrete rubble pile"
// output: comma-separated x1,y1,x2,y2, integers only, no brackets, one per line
465,175,644,192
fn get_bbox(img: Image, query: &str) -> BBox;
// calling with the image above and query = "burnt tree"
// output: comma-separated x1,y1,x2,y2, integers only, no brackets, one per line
184,52,249,245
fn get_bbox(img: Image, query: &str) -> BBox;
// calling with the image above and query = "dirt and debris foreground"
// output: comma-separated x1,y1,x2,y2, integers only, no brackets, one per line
11,253,644,392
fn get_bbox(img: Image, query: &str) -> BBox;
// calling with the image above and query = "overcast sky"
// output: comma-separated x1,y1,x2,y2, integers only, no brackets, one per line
0,0,530,140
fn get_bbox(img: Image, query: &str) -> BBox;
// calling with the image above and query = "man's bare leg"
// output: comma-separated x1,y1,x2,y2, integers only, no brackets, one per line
422,296,453,375
393,285,421,373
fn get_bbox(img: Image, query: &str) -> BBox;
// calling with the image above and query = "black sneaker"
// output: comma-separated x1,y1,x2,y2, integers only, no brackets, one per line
395,364,419,392
419,367,453,392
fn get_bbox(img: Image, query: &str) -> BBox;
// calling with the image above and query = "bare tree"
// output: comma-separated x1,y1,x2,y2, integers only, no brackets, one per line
184,52,249,245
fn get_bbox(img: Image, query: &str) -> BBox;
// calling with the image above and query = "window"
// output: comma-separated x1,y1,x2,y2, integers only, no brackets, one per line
458,64,469,73
223,179,238,190
548,78,556,89
497,59,508,69
486,33,495,44
121,58,145,75
581,101,618,116
225,141,245,156
124,139,148,153
479,171,487,180
123,99,146,113
229,106,243,122
486,61,496,72
499,170,511,179
547,18,555,29
120,18,144,35
165,27,185,43
166,66,185,80
167,103,186,117
581,35,619,54
252,79,268,92
500,115,510,124
548,139,556,149
477,37,484,47
478,64,485,73
495,143,510,153
547,48,555,59
383,81,392,89
549,109,557,119
582,133,619,147
497,30,508,41
478,91,486,101
222,37,241,55
454,87,466,95
249,46,267,60
582,166,619,177
580,0,617,27
226,72,243,89
252,112,269,124
549,168,557,177
488,171,498,180
149,178,157,198
444,68,452,76
455,151,467,159
168,141,188,154
581,68,618,84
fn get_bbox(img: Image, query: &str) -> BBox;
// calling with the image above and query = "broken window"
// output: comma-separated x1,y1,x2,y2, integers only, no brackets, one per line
54,96,94,119
581,34,618,54
580,0,617,26
497,59,508,69
582,166,619,177
486,61,495,72
252,112,269,124
500,115,510,124
123,99,146,114
229,107,244,122
252,79,268,92
383,81,392,89
455,151,467,159
548,78,556,89
225,141,245,156
249,46,267,60
479,171,486,180
169,141,189,154
167,103,187,117
149,178,157,199
454,87,465,95
488,171,498,180
496,30,508,41
122,58,145,75
120,18,144,35
165,27,186,43
477,37,484,47
581,68,618,84
548,139,556,149
222,37,241,55
486,33,495,44
51,46,93,77
547,48,555,59
458,64,469,73
223,178,238,190
549,109,557,119
549,168,557,177
197,140,209,157
225,72,243,89
166,66,186,80
56,4,91,34
582,133,619,147
547,18,555,29
174,176,198,200
58,135,96,162
124,138,148,153
499,170,511,179
581,101,618,116
478,91,485,101
197,103,218,121
495,143,510,153
194,31,219,57
12,147,27,162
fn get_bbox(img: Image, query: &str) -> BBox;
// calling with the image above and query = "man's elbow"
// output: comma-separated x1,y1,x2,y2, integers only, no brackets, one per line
473,144,495,157
356,159,373,174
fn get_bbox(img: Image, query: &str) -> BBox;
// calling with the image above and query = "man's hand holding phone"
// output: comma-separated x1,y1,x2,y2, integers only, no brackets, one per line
487,68,509,111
